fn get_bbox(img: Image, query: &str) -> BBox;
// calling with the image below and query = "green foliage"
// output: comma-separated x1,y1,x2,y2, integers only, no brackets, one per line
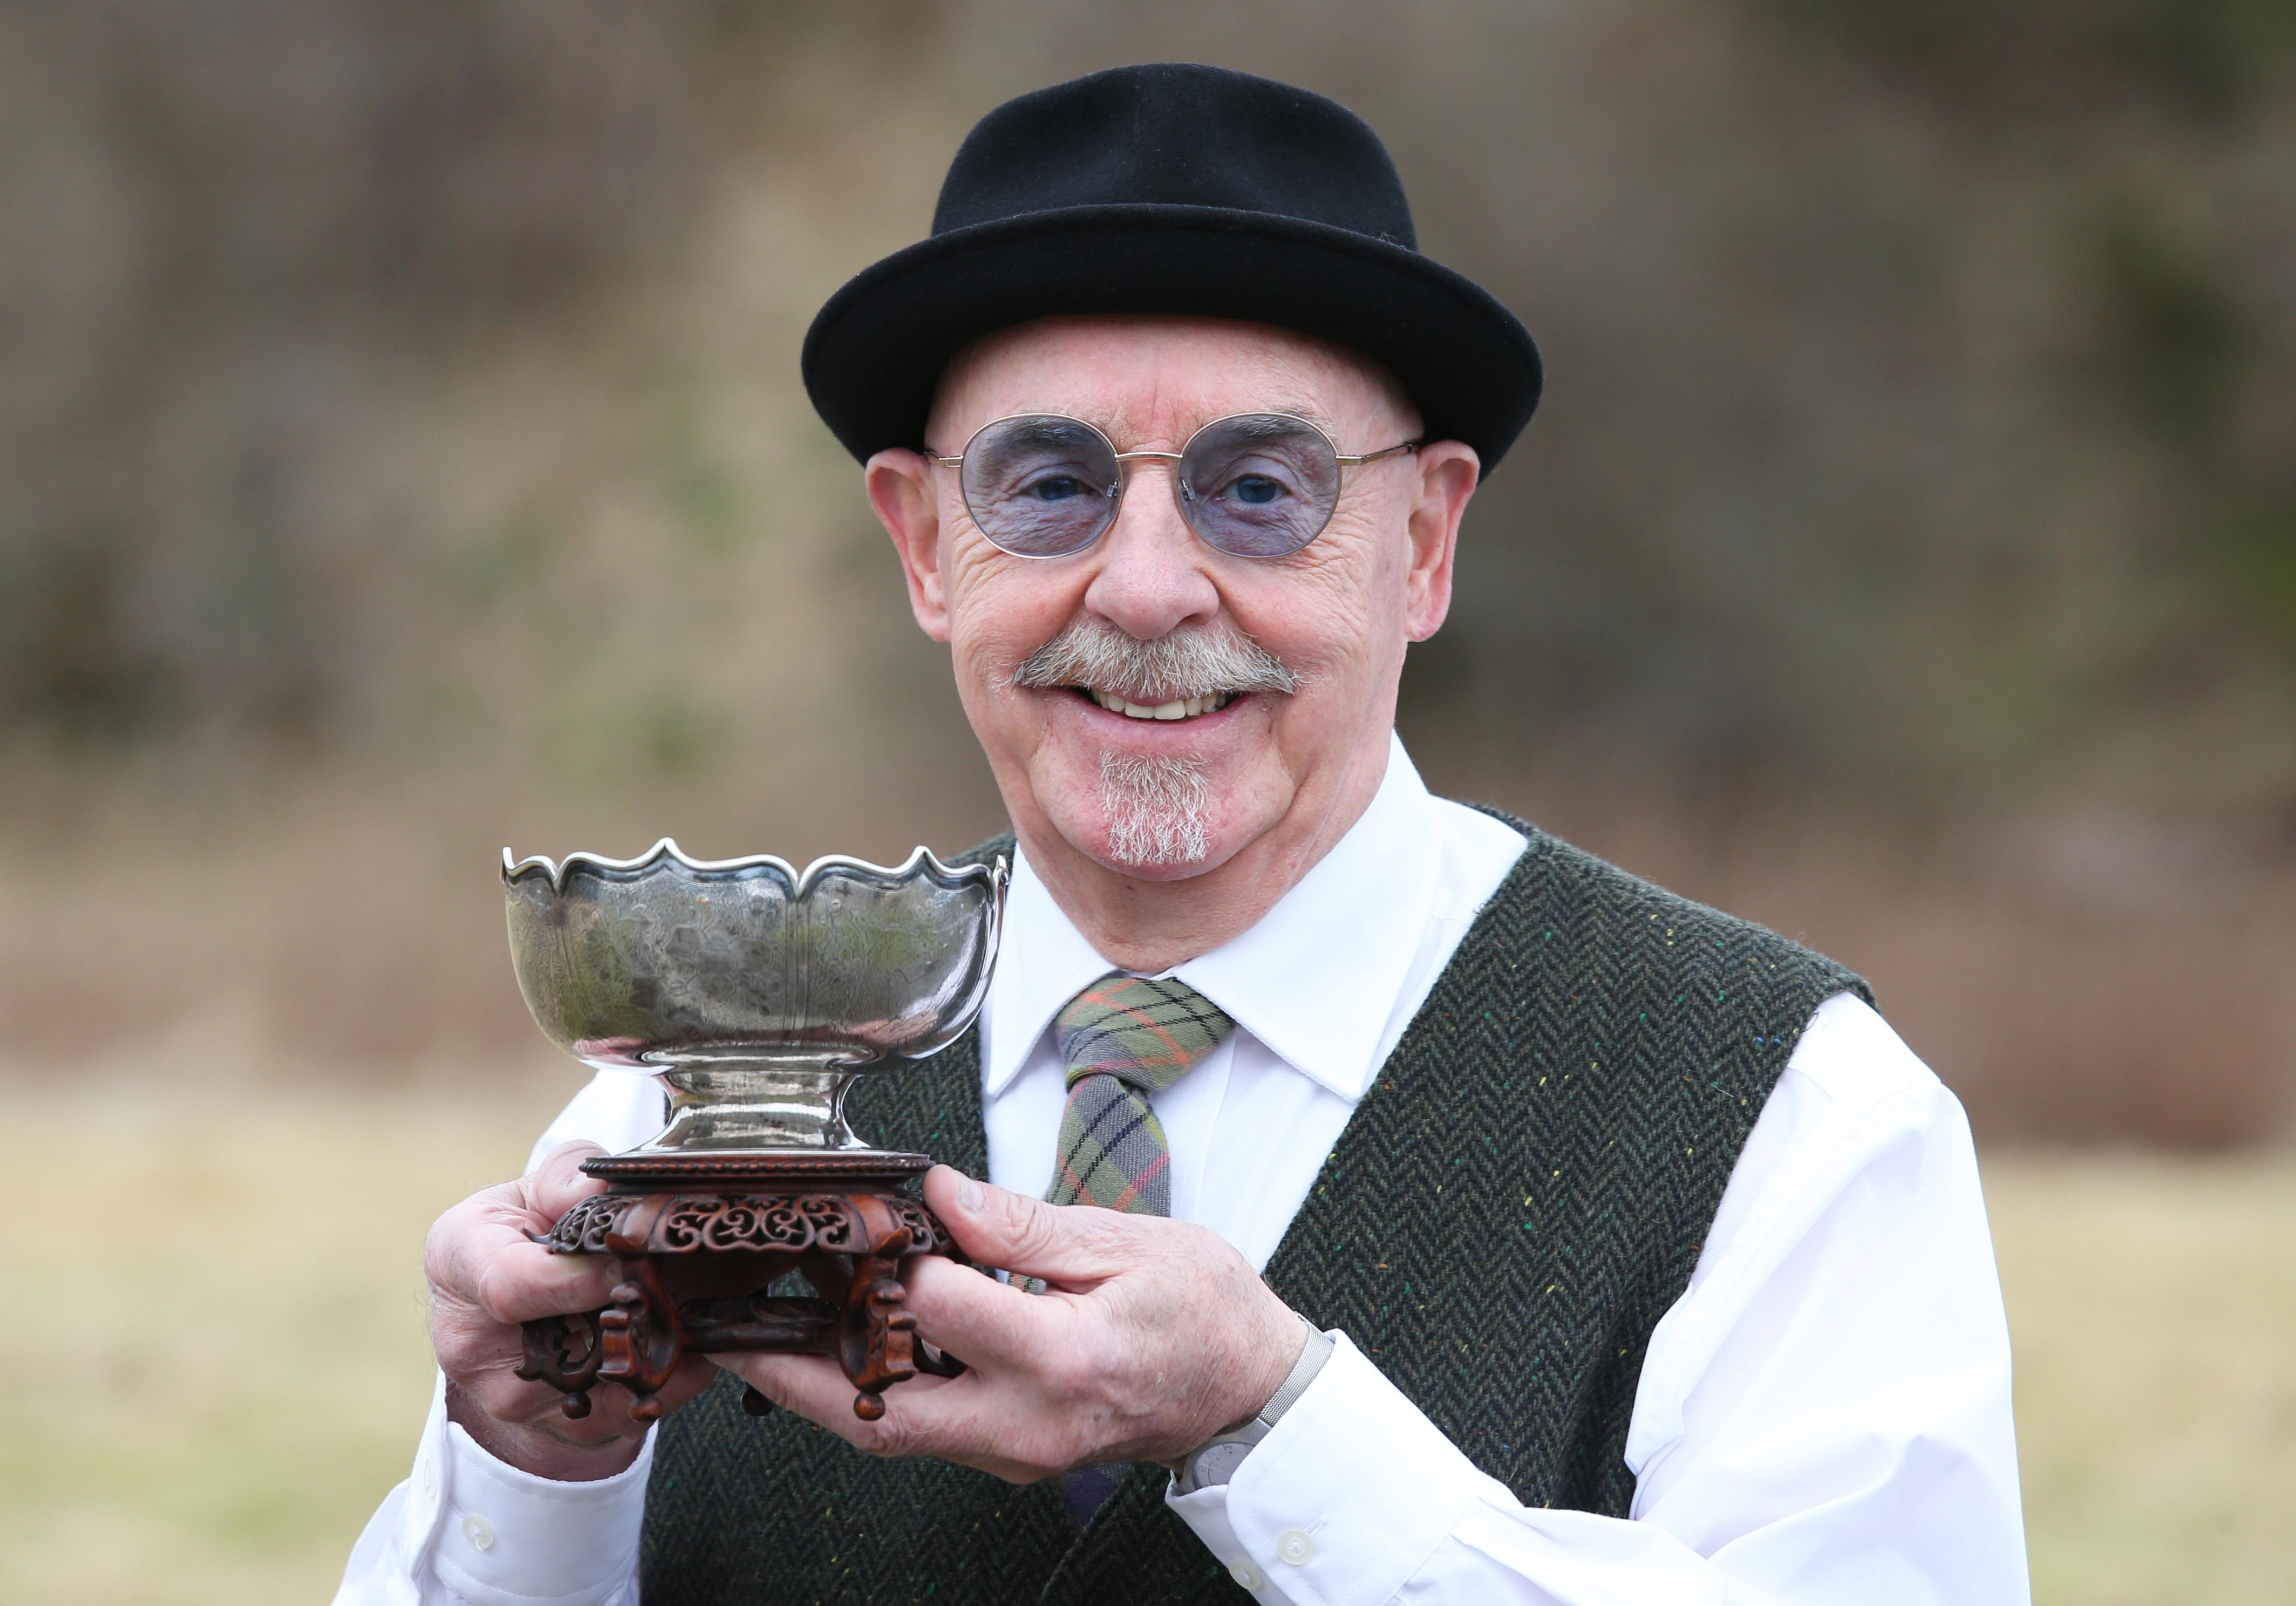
542,683,725,781
632,686,720,775
1758,0,2296,119
659,391,754,556
2089,208,2254,451
2215,494,2296,643
0,529,180,746
2060,200,2294,659
439,515,555,617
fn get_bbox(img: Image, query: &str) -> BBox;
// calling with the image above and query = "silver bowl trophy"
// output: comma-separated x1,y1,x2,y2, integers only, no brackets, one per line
502,839,1007,1421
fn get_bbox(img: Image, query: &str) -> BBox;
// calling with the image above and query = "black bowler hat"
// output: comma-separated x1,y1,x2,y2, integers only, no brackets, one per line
802,63,1543,473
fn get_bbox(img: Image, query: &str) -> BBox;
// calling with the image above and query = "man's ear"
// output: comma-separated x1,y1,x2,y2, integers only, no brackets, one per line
867,449,950,642
1403,440,1477,642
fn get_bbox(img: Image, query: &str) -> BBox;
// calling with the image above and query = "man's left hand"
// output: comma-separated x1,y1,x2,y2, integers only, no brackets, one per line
713,1166,1305,1483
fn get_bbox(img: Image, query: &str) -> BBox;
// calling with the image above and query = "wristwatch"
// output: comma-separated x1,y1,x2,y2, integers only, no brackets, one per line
1175,1312,1334,1494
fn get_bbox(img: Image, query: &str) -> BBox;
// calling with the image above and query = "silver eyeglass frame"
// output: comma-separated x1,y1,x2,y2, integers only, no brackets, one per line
925,411,1420,560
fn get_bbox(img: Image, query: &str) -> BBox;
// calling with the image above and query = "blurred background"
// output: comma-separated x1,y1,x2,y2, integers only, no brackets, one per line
4,3,2291,1603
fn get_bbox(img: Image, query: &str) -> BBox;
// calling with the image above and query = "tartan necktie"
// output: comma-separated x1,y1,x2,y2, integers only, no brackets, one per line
1044,971,1236,1218
1038,971,1235,1526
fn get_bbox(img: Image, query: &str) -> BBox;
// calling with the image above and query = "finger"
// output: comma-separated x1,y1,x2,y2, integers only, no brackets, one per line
462,1349,716,1443
426,1185,619,1324
896,1253,1074,1373
716,1353,1040,1477
465,1231,620,1325
923,1166,1139,1285
528,1140,609,1220
715,1351,956,1454
719,1350,884,1436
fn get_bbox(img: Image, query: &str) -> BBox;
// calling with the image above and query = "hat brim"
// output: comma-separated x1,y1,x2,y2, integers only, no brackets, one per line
801,204,1543,474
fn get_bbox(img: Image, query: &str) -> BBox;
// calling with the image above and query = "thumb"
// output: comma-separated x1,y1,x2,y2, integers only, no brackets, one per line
922,1165,1135,1284
527,1140,609,1224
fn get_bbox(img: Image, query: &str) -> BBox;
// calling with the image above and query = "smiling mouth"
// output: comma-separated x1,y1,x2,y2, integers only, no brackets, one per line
1073,687,1238,722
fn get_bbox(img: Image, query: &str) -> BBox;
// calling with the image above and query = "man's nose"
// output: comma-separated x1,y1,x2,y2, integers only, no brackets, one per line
1081,464,1222,640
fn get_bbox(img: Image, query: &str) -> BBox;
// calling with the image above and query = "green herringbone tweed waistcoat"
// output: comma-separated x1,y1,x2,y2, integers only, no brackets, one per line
641,812,1868,1604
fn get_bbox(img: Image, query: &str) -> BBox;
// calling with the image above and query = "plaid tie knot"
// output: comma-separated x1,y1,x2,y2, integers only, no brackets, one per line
1044,972,1235,1216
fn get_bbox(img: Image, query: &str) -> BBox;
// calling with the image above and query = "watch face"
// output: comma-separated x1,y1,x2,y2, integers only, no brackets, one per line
1189,1440,1256,1489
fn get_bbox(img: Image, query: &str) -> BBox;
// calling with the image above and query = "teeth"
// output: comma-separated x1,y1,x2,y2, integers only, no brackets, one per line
1086,689,1232,720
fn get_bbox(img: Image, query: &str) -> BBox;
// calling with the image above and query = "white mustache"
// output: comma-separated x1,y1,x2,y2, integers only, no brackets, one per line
1012,617,1300,702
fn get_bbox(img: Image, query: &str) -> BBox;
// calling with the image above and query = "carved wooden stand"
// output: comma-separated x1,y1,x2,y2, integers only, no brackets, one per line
517,1152,965,1423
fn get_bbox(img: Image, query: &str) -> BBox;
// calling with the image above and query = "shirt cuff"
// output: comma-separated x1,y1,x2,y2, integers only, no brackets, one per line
424,1373,655,1606
1166,1331,1505,1606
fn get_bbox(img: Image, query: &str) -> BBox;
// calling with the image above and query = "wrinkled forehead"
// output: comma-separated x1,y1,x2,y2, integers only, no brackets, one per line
925,314,1420,452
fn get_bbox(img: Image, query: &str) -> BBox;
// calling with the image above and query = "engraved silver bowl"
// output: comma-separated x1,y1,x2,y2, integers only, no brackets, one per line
502,839,1005,1159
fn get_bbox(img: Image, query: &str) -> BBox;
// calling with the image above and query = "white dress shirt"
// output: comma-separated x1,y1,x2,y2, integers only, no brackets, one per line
337,733,2029,1605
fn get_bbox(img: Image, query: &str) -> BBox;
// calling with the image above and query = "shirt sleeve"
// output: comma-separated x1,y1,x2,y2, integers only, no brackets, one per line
332,1374,652,1606
334,1072,667,1606
1163,995,2031,1605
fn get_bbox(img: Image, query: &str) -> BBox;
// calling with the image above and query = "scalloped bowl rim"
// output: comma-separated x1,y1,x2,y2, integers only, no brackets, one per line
501,836,1006,897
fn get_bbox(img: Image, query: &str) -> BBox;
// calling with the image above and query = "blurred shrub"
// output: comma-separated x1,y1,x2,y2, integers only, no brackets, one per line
0,0,2288,810
1758,0,2296,120
0,1,713,748
1748,0,2296,688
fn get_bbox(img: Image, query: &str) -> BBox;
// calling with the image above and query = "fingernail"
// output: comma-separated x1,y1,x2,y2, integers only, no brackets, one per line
958,1175,984,1213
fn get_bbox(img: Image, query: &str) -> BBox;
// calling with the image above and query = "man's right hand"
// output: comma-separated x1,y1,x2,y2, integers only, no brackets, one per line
425,1140,715,1480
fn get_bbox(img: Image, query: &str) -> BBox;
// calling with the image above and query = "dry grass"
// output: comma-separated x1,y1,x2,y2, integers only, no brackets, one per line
1990,1154,2296,1604
3,1080,566,1606
8,1081,2295,1604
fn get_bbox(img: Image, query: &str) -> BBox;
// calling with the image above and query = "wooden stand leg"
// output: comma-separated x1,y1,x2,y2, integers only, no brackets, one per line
519,1186,966,1423
596,1256,685,1421
514,1310,604,1419
842,1224,917,1421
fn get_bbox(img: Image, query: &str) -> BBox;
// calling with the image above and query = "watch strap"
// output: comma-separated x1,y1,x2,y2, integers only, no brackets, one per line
1257,1315,1333,1426
1175,1313,1333,1494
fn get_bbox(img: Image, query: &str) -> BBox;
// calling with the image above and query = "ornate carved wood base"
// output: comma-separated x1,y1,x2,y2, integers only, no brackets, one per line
516,1183,965,1422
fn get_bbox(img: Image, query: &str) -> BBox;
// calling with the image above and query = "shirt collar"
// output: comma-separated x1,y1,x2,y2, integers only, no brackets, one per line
982,731,1444,1103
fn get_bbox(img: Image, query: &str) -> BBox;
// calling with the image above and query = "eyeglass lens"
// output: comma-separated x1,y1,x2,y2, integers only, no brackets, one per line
956,414,1343,559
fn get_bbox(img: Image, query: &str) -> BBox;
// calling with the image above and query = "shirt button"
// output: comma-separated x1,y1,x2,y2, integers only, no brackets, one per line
1276,1528,1316,1566
1228,1556,1262,1590
461,1513,496,1552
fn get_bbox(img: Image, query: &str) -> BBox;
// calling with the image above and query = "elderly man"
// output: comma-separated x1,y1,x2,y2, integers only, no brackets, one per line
339,65,2027,1605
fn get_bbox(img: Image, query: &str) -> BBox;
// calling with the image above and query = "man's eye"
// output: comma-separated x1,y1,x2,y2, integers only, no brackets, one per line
1025,475,1088,502
1229,475,1285,505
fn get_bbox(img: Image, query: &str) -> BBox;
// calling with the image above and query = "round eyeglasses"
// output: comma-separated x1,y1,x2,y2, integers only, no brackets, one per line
928,412,1419,560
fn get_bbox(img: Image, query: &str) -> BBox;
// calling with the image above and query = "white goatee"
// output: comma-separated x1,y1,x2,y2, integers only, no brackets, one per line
1099,751,1211,869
